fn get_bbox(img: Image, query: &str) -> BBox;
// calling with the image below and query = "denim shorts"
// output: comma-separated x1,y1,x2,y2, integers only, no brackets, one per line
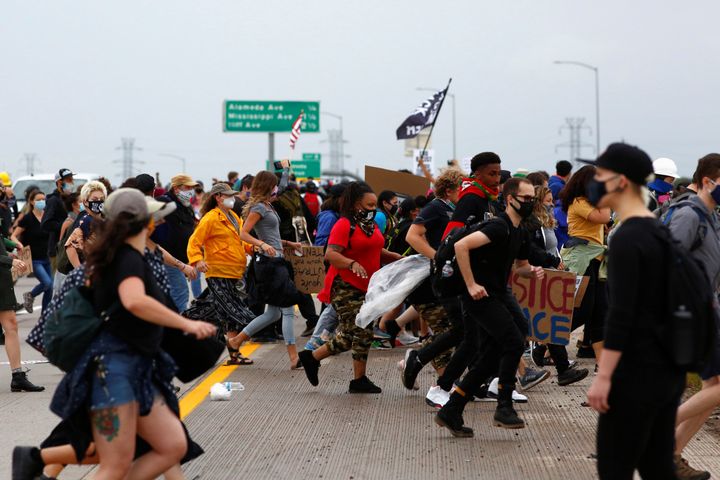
90,351,153,410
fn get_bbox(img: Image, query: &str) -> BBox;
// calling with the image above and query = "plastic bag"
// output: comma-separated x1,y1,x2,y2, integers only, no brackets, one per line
209,382,232,401
356,255,431,328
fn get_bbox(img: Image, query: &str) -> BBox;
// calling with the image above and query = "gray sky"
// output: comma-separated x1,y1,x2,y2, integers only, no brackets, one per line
2,0,719,186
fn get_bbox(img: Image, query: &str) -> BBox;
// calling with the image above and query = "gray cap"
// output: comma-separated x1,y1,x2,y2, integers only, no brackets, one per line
104,188,149,222
208,182,235,197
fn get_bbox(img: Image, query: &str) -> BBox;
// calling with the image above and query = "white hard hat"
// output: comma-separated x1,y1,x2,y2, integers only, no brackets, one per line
653,157,678,178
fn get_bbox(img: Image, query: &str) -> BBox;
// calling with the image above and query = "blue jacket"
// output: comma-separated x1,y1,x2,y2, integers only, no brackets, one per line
548,175,566,200
314,210,340,247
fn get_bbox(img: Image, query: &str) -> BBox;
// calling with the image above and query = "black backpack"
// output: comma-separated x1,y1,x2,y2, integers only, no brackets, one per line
654,225,717,372
431,216,508,299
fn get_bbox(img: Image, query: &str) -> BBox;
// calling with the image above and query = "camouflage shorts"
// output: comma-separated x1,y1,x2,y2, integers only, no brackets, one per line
414,302,453,370
326,277,373,362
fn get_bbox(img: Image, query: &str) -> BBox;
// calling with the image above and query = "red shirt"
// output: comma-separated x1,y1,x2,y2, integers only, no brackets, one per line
304,192,321,217
318,217,385,303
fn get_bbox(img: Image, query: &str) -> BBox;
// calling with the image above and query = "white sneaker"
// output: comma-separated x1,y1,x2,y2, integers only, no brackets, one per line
397,359,419,390
487,377,528,403
425,385,450,408
397,331,420,346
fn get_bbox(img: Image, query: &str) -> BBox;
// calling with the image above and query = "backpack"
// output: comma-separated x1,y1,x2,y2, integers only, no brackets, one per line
431,216,508,299
44,286,119,372
653,225,717,372
661,200,708,251
55,219,76,275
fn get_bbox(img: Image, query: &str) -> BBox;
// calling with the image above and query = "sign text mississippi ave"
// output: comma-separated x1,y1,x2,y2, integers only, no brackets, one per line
224,101,320,133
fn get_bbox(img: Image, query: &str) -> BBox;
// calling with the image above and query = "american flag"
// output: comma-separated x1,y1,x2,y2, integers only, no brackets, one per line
289,110,304,150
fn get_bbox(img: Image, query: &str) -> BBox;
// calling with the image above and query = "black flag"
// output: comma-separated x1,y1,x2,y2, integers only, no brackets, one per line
396,80,451,140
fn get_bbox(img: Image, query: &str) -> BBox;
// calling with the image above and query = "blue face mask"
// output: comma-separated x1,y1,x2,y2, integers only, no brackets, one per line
62,182,74,193
34,200,46,211
78,203,85,213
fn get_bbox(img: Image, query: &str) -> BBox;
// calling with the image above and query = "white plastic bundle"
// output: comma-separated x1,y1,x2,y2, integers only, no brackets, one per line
356,255,431,328
209,382,232,401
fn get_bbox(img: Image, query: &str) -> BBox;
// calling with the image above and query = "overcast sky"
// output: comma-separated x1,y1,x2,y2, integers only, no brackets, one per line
2,0,718,186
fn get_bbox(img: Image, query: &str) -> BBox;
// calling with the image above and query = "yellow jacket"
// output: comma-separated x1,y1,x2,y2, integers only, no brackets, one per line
187,208,250,279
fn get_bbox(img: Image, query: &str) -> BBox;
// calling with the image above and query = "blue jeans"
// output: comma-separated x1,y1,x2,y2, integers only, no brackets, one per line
31,259,53,312
190,273,203,299
165,265,189,313
242,305,296,345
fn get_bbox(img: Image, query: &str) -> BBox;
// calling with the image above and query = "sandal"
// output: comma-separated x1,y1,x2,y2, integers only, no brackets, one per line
226,352,254,366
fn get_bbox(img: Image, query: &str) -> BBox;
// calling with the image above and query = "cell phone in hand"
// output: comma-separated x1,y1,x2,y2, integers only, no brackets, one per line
273,161,284,171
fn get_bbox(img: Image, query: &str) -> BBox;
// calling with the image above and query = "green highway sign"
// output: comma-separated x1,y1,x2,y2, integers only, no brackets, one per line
266,153,322,178
224,101,320,133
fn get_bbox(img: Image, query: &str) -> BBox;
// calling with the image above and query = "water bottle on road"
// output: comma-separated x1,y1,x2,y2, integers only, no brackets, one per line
224,382,245,391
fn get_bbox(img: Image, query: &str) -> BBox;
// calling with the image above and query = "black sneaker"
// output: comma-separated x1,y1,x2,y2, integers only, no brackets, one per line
11,371,44,392
557,367,589,386
349,375,382,394
494,404,525,429
402,349,423,390
298,350,320,386
434,409,474,438
12,446,44,480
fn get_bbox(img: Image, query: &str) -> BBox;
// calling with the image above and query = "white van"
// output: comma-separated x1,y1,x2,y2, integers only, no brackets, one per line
12,172,101,211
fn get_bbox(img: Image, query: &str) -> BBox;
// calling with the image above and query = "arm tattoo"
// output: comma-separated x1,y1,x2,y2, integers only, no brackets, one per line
92,407,120,442
327,244,344,253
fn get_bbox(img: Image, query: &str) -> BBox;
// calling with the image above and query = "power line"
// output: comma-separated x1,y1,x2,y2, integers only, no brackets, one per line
114,138,144,180
555,118,593,165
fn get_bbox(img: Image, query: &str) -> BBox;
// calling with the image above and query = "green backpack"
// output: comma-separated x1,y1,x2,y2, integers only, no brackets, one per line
44,286,118,372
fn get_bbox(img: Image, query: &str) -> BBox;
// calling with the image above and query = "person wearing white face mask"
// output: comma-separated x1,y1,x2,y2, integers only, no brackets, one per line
151,174,200,312
11,191,52,313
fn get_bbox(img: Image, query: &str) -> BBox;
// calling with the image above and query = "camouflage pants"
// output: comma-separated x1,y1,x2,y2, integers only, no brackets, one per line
414,302,453,370
326,277,373,362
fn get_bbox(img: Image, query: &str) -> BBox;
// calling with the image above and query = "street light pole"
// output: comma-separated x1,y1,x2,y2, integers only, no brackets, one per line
554,61,600,156
417,87,456,160
158,153,187,173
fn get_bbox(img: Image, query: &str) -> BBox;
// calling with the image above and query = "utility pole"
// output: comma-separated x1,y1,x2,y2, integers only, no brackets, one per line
115,137,144,180
22,153,38,175
556,118,593,165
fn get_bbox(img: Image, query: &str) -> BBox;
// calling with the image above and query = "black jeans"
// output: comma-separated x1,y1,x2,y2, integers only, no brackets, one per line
596,362,684,480
297,293,319,326
573,259,608,343
417,297,463,366
438,292,525,395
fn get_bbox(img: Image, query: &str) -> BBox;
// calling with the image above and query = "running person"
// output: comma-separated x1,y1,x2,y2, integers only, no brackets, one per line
435,177,542,437
299,182,401,393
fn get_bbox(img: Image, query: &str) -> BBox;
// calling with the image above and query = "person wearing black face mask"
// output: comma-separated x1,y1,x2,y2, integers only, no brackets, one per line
64,181,107,272
377,190,399,242
435,178,544,437
583,142,686,479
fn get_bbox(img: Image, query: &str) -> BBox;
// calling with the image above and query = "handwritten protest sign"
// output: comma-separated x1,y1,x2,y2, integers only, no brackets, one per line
12,246,33,282
283,246,325,294
511,269,577,345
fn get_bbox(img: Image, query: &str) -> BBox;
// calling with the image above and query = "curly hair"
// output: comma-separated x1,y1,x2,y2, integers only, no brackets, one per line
434,168,464,199
533,185,556,228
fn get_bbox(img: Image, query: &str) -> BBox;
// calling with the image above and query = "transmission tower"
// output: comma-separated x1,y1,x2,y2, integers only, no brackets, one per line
556,118,593,165
321,129,349,173
115,138,144,180
22,153,38,175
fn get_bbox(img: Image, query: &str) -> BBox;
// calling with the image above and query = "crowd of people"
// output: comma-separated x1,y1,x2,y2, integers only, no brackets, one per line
3,145,719,479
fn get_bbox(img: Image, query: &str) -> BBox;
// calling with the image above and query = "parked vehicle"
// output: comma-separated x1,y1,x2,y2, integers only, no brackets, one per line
12,173,100,211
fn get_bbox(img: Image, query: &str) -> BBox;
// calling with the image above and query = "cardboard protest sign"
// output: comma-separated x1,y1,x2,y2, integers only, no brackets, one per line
511,269,577,345
12,246,33,282
365,165,431,198
574,275,590,307
283,246,325,294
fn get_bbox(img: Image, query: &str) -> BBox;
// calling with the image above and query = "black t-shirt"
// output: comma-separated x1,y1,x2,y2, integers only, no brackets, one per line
450,194,500,226
414,198,454,250
604,217,671,367
18,213,49,260
95,244,167,356
469,213,529,296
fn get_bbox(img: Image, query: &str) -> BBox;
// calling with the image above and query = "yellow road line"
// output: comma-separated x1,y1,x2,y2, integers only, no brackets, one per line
179,343,260,419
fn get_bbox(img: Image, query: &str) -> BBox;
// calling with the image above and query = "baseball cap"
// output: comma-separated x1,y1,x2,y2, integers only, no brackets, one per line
135,173,156,194
580,142,653,185
146,196,176,222
54,168,75,182
170,174,199,188
208,182,235,197
104,188,149,222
